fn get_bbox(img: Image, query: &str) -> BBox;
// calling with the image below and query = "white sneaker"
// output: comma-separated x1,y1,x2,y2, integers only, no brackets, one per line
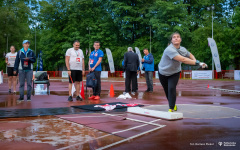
117,94,127,99
124,93,132,99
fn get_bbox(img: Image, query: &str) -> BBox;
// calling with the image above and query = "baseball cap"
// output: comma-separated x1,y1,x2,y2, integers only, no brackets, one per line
22,40,30,44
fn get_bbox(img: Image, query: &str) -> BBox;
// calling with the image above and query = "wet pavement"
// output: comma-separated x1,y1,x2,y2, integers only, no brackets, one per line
0,78,240,149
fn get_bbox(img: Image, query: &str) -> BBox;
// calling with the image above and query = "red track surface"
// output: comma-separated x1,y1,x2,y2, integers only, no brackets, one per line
0,78,239,149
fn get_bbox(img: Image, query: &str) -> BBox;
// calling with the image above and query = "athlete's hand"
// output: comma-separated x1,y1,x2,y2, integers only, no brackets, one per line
200,62,208,68
90,67,95,71
68,71,71,76
82,71,85,76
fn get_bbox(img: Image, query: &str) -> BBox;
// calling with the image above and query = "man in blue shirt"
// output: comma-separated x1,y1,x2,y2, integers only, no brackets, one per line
142,48,154,92
88,41,104,100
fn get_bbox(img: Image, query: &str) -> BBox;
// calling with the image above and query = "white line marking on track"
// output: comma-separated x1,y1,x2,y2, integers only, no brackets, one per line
96,126,164,150
56,113,165,150
102,113,164,127
59,115,117,119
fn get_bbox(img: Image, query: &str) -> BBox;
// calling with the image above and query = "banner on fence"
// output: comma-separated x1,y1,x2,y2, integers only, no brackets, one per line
234,70,240,80
192,71,212,79
62,71,68,78
208,38,221,72
101,71,108,78
155,71,159,79
123,72,139,78
0,71,3,84
105,48,115,73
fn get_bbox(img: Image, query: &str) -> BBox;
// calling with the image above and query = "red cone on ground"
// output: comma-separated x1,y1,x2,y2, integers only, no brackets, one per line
110,84,114,97
207,84,209,88
80,81,85,100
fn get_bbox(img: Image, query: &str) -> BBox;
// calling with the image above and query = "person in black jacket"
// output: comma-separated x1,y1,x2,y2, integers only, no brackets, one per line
14,40,36,101
123,47,139,95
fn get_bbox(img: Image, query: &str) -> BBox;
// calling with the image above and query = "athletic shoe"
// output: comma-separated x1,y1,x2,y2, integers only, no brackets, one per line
13,91,16,94
76,95,82,101
68,96,73,102
131,92,135,95
124,93,132,99
94,96,100,100
27,97,31,101
17,97,24,101
145,89,150,92
149,90,153,93
168,109,173,112
88,95,96,99
8,89,11,93
174,105,177,111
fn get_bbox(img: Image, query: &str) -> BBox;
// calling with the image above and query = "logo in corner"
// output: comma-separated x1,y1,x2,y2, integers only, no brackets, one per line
218,142,223,146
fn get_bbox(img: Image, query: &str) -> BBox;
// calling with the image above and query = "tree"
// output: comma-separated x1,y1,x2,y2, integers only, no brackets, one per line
0,0,34,71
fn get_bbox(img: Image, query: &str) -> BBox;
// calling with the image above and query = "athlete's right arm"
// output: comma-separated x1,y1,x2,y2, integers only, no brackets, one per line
65,56,71,75
88,59,92,71
5,57,9,66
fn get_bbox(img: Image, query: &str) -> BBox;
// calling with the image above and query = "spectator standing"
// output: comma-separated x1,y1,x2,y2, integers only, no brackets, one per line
14,40,36,101
65,40,85,101
5,46,18,93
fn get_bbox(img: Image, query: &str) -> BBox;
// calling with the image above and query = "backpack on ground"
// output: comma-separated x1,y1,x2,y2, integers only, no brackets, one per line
35,72,48,81
86,72,97,88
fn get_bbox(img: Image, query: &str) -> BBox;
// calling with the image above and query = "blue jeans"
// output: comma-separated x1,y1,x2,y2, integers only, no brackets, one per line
145,71,153,91
19,70,33,99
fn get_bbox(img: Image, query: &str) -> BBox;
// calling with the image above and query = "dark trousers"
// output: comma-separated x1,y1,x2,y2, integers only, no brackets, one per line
158,72,180,109
93,71,101,96
145,71,153,91
125,71,137,93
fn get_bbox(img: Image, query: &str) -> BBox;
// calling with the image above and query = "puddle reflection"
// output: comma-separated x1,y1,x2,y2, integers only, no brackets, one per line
0,116,123,149
0,94,18,107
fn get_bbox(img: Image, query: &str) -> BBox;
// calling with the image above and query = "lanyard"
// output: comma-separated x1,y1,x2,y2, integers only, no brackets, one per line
75,50,79,57
24,51,28,57
93,50,98,57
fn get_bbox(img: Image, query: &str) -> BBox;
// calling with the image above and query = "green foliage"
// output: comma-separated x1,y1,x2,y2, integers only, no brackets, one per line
1,0,240,72
0,0,36,72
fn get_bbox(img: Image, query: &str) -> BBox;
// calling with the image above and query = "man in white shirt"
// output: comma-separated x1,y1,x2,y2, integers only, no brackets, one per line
65,40,85,101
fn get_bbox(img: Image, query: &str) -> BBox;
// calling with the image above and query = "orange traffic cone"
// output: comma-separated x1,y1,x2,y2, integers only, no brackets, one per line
110,84,114,97
207,84,209,88
80,81,85,100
